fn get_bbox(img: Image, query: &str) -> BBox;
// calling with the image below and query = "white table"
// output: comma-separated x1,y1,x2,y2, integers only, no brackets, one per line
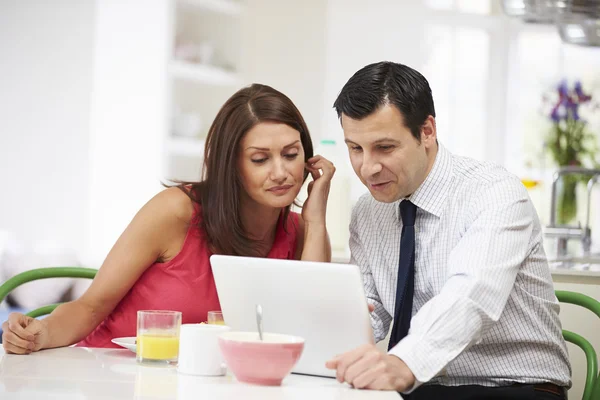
0,347,401,399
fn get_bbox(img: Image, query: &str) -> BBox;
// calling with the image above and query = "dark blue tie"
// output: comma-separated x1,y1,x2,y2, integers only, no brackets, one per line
388,200,417,350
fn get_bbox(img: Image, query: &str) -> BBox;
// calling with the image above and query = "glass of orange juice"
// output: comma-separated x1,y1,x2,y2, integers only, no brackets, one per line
207,311,225,325
136,310,182,365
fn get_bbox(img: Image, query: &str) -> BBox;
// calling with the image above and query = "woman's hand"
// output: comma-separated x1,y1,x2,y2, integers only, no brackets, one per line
2,313,49,354
301,155,336,225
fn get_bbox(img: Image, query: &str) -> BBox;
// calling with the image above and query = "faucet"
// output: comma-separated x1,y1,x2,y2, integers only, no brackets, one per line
544,167,600,258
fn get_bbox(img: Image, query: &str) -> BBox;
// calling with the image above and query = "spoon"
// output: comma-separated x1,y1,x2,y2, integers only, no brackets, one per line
256,304,264,341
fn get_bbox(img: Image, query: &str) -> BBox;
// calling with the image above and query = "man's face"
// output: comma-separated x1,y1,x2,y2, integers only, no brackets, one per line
342,105,437,203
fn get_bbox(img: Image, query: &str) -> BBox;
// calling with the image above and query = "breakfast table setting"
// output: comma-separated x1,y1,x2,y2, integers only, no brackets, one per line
0,347,402,399
0,309,402,399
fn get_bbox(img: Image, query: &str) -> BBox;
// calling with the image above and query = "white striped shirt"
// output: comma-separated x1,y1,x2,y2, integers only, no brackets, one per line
350,144,571,389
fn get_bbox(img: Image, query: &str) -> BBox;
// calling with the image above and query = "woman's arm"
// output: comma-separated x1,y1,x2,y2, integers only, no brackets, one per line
46,188,193,348
294,155,335,262
295,216,331,262
2,188,193,353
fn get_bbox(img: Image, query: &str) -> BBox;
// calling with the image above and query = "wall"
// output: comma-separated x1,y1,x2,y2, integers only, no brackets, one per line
0,0,169,269
321,0,427,204
240,0,328,143
0,0,95,254
84,0,169,267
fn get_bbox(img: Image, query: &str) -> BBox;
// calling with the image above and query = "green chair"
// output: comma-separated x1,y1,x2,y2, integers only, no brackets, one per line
556,290,600,400
0,267,97,318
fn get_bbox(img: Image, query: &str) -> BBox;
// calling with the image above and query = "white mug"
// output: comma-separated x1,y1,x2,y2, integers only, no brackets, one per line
178,323,231,376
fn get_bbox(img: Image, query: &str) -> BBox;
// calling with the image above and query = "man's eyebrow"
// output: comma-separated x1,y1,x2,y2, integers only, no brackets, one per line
343,138,400,145
372,138,401,145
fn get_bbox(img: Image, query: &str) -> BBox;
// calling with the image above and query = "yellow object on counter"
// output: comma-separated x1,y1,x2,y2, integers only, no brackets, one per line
521,179,540,189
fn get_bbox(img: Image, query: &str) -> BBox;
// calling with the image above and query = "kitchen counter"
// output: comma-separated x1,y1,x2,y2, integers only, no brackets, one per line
333,251,600,281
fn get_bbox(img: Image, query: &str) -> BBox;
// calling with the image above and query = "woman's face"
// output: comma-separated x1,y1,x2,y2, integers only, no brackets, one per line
238,122,306,209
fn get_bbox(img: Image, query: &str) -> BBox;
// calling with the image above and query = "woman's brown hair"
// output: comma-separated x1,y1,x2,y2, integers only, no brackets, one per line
177,83,313,256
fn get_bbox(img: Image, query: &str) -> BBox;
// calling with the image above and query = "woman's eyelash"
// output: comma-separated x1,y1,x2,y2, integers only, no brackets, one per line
251,153,298,164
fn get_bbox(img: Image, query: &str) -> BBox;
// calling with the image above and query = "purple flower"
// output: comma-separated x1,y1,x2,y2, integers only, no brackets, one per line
568,102,580,121
550,80,569,122
544,79,597,124
558,80,568,96
574,81,592,103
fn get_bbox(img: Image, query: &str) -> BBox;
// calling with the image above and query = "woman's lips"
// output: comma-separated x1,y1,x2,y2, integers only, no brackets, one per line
267,184,294,195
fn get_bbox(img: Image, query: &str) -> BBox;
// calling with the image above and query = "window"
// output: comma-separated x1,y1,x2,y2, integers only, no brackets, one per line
422,24,490,160
505,26,600,172
505,27,562,171
425,0,493,15
504,24,600,226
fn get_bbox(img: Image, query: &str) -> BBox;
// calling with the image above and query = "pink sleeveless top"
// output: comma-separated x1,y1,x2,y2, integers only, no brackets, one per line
77,207,300,348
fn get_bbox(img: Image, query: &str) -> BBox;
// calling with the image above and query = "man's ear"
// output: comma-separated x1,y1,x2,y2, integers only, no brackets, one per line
421,115,437,148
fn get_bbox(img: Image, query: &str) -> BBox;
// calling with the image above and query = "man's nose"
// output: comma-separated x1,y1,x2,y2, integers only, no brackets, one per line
361,152,383,177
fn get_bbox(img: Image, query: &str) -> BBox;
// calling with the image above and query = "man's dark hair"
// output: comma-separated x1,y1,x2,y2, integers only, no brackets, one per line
333,61,436,141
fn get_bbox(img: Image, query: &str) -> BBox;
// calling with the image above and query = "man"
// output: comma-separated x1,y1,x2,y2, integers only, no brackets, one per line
325,61,571,399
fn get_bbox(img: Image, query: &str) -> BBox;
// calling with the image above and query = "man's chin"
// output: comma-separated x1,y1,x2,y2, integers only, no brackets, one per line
368,189,399,204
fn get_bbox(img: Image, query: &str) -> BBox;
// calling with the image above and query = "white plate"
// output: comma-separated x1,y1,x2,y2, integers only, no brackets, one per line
111,337,136,353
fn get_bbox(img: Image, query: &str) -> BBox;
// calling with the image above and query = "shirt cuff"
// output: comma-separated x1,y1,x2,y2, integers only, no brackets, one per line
388,333,450,389
387,351,424,394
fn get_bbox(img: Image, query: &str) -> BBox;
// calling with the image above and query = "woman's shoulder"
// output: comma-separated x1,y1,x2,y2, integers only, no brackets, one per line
143,187,200,262
149,186,196,225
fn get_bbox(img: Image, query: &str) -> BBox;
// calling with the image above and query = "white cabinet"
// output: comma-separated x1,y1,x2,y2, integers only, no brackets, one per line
165,0,244,182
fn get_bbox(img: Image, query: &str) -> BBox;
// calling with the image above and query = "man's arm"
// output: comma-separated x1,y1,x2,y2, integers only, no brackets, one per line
390,177,535,385
349,200,392,343
324,201,415,391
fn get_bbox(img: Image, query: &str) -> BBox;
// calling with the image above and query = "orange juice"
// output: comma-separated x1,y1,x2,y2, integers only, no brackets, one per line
137,334,180,360
208,320,226,326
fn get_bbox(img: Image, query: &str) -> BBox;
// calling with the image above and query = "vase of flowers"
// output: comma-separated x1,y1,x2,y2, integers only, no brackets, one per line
543,80,599,225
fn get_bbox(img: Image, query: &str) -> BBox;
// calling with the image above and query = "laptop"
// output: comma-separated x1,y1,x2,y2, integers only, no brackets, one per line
210,255,375,378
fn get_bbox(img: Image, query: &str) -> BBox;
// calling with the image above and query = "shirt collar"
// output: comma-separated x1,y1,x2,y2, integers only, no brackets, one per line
394,143,453,220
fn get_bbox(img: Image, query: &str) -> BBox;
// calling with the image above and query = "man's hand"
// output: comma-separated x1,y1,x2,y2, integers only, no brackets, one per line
325,344,416,391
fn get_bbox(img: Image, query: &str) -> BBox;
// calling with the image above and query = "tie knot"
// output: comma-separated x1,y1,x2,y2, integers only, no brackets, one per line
400,200,417,226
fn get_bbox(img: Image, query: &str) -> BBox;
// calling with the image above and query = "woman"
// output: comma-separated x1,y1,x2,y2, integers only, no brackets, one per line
1,84,335,353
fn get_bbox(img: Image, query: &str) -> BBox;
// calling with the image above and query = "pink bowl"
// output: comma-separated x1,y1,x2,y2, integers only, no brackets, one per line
218,331,305,386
